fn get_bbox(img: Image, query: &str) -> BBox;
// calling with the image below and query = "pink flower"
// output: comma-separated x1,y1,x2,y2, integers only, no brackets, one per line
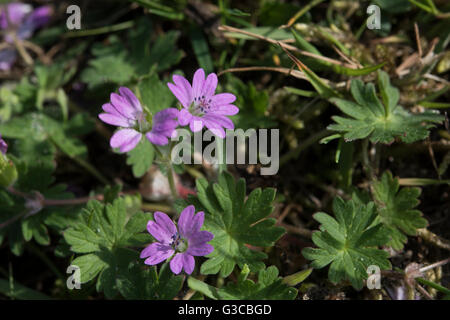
140,205,214,275
99,87,179,152
0,3,51,71
167,68,239,138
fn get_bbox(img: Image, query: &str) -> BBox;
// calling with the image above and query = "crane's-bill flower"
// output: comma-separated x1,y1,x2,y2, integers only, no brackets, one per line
99,87,179,152
140,205,214,275
0,3,51,70
167,68,239,138
0,134,7,155
146,108,179,146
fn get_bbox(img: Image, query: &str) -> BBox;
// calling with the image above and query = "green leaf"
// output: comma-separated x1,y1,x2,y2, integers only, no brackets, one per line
189,25,214,74
188,265,297,300
138,72,176,114
116,262,184,300
126,138,155,178
64,198,152,297
302,197,391,290
183,171,285,277
372,171,428,250
0,278,52,300
81,55,135,89
327,72,444,143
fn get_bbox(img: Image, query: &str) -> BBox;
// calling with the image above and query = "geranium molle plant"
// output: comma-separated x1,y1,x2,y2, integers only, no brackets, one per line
140,205,214,275
167,68,239,138
99,87,179,152
0,2,52,70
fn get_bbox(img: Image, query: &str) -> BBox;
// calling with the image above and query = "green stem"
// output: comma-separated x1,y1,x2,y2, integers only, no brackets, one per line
362,138,374,181
154,144,178,200
286,0,325,27
166,160,178,200
63,21,134,38
416,277,450,296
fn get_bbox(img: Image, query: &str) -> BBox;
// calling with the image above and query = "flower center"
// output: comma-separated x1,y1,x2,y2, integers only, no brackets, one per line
135,111,151,132
189,95,212,116
171,232,188,252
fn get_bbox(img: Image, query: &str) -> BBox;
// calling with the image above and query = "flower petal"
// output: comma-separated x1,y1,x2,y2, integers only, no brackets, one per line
168,75,193,108
187,242,214,257
211,93,236,106
170,253,195,274
0,3,32,29
153,211,177,241
146,131,169,146
204,114,234,129
142,242,174,265
189,118,204,132
209,104,239,116
102,103,122,117
178,205,195,238
110,129,141,152
169,253,183,274
202,73,218,98
178,108,193,126
110,93,138,120
192,68,205,100
0,49,17,71
119,87,142,113
99,113,131,127
182,253,195,274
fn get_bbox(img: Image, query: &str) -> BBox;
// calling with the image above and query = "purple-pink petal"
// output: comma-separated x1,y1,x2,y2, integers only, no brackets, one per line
17,5,52,40
110,93,138,120
170,252,195,275
192,68,205,100
99,113,131,127
168,75,193,108
0,3,32,29
204,114,234,129
179,207,204,238
0,49,17,71
153,211,177,240
202,73,218,98
110,128,141,152
189,118,204,132
209,104,239,116
211,93,236,106
118,87,142,113
146,132,169,146
178,205,194,237
141,242,174,265
178,108,193,126
187,242,214,257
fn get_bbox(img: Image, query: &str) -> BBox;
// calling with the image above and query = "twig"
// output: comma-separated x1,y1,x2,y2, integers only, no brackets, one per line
218,66,308,81
419,257,450,273
414,23,422,58
280,222,312,239
219,25,352,68
417,228,450,251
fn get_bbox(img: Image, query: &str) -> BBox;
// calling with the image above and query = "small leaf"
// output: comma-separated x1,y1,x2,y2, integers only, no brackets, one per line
372,171,428,250
183,171,285,277
126,138,155,178
303,196,391,290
